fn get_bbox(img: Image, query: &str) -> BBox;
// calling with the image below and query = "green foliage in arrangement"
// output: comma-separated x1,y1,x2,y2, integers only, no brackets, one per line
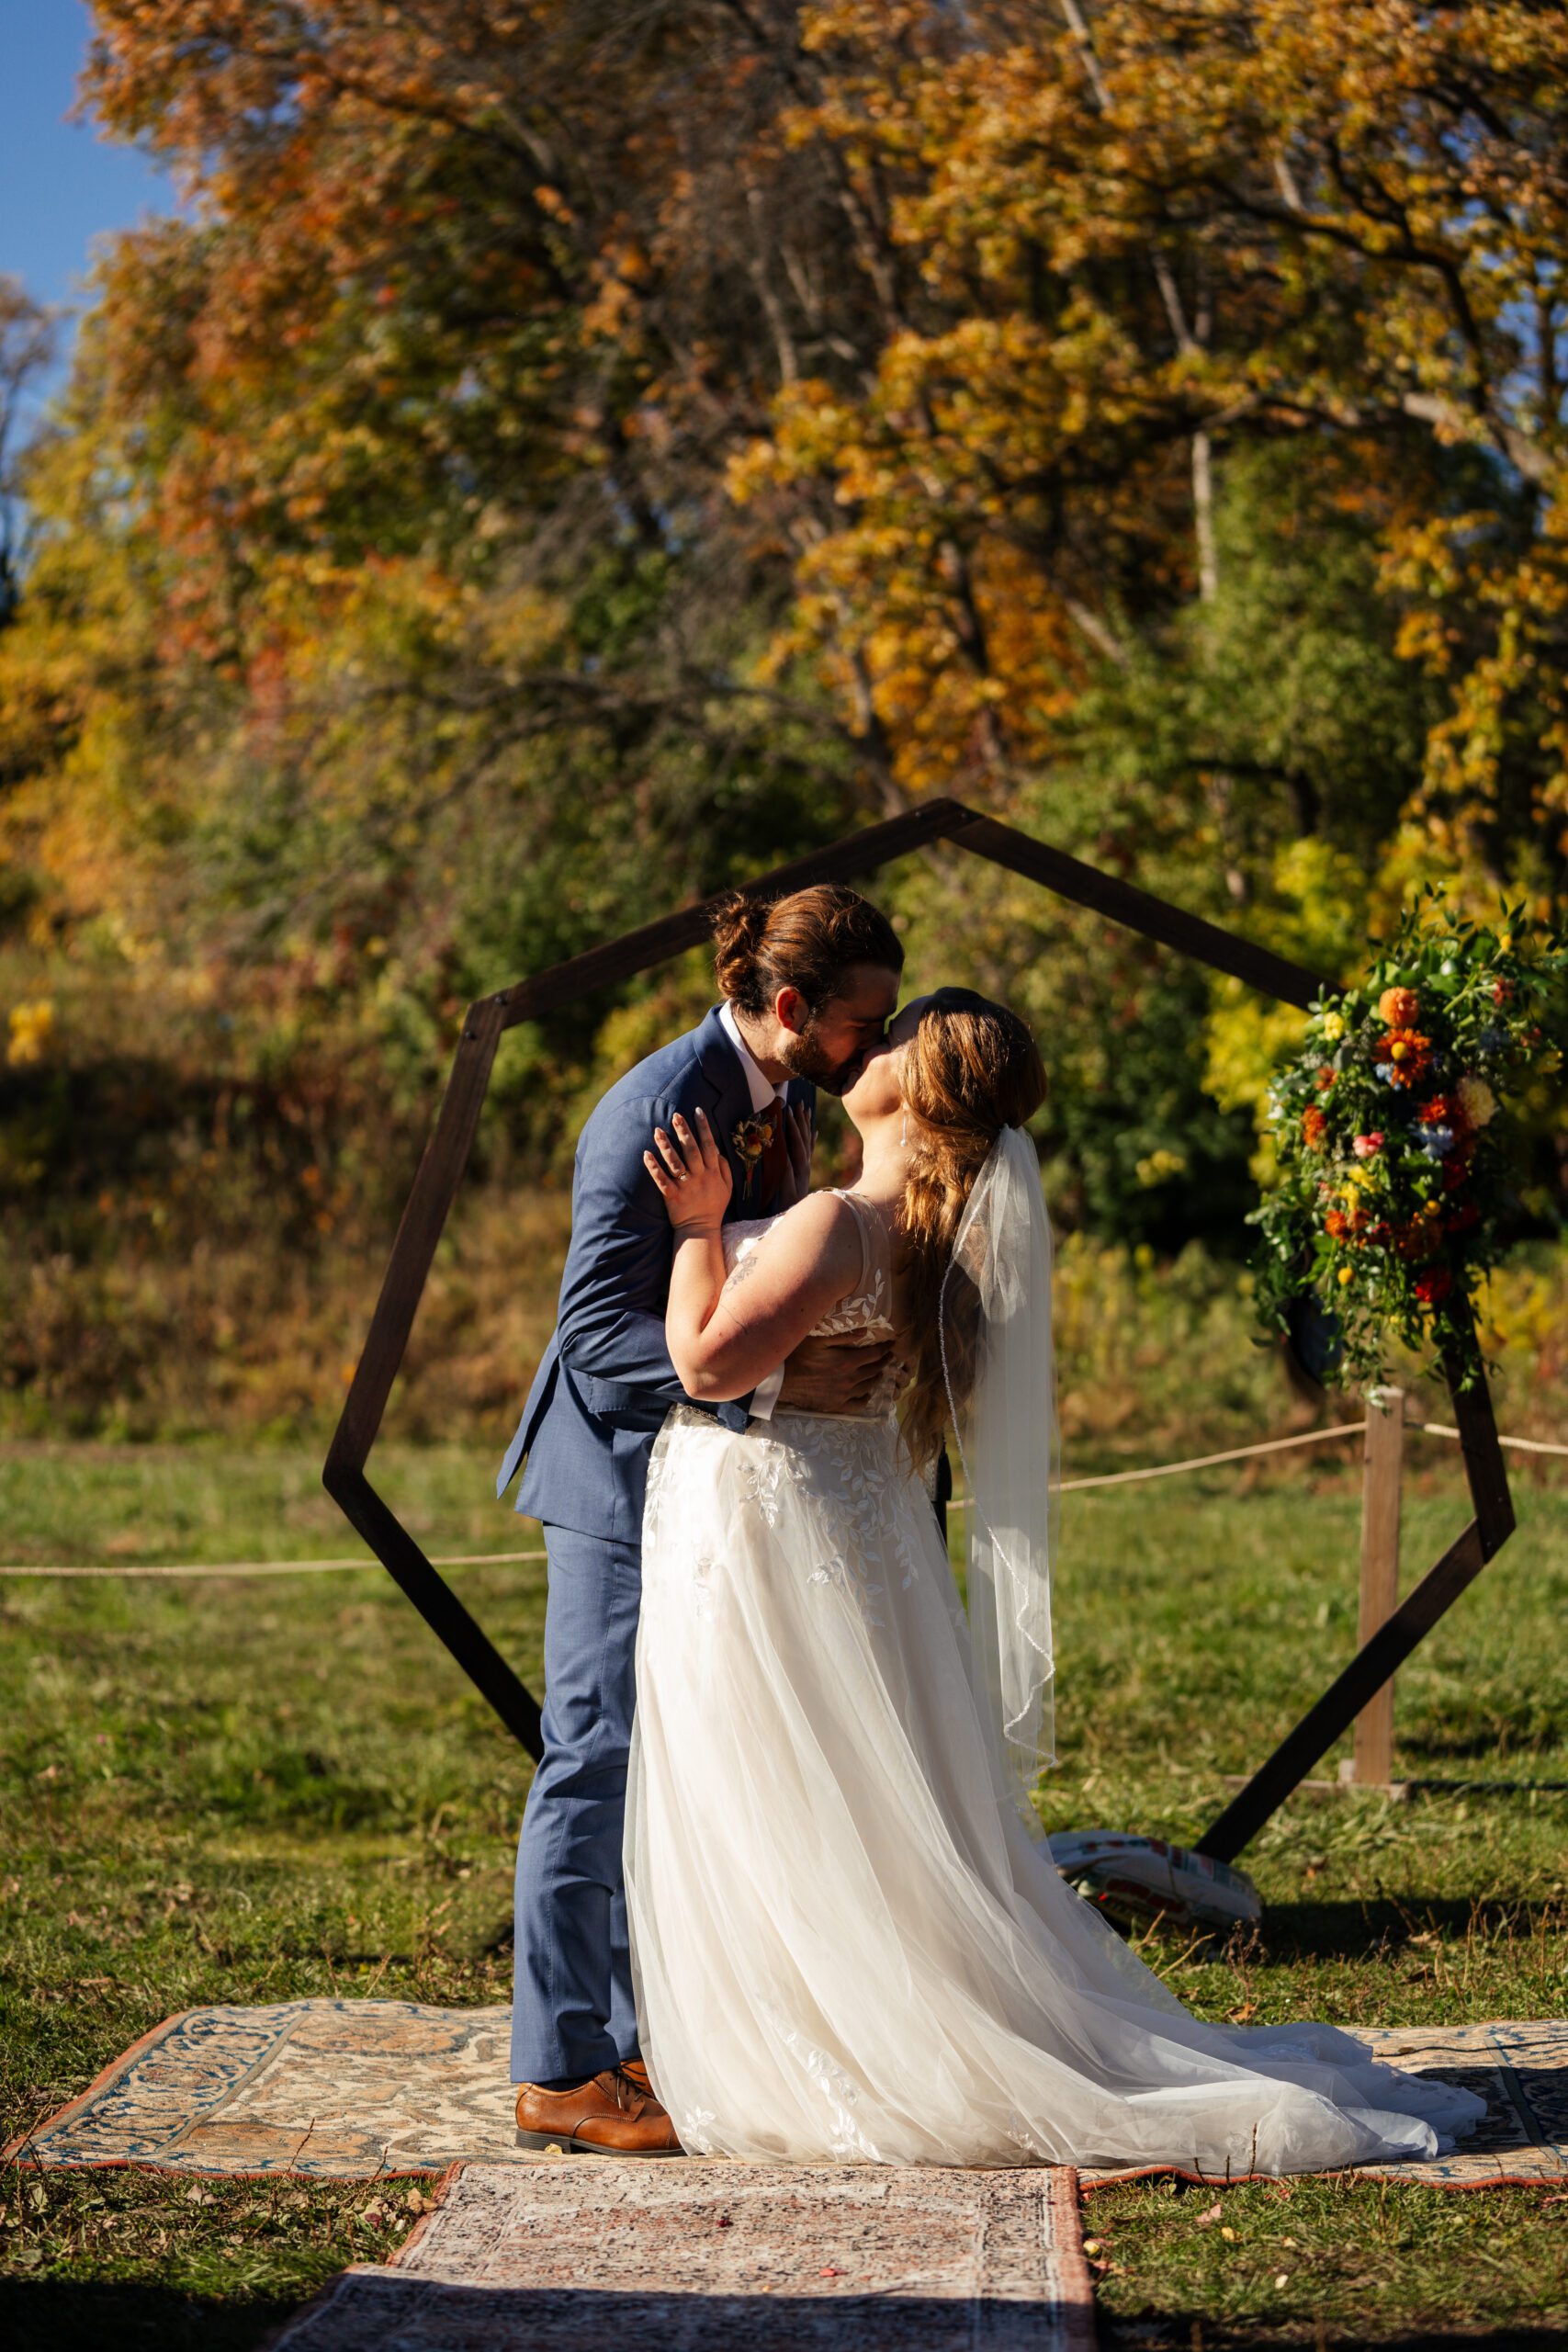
1251,901,1568,1388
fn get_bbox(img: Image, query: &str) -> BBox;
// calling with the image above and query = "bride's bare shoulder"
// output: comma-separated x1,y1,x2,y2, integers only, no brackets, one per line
760,1191,863,1282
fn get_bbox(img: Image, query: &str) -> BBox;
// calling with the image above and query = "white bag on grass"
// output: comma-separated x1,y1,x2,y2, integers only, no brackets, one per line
1048,1830,1262,1934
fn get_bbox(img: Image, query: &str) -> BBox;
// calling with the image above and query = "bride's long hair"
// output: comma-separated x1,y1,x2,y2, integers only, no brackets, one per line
898,989,1047,1469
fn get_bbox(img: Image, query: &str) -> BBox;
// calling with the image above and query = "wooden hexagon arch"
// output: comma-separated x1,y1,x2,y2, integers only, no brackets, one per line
322,797,1516,1860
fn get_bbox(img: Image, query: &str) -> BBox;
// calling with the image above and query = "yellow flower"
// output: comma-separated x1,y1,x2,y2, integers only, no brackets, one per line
6,1000,54,1068
1321,1011,1346,1043
1337,1265,1354,1286
1456,1073,1495,1127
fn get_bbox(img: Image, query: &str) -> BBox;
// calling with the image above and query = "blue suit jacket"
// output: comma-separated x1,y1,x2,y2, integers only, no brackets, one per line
498,1006,815,1544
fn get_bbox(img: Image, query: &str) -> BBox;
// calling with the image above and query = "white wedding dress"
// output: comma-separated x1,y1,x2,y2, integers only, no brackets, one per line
625,1191,1483,2173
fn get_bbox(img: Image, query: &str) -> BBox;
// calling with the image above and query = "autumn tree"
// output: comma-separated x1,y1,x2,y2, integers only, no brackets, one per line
0,278,56,634
3,0,1567,1260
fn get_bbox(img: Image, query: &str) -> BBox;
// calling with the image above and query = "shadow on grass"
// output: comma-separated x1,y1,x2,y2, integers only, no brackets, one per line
12,2277,1566,2352
1104,2321,1568,2350
1252,1896,1545,1962
0,2276,297,2352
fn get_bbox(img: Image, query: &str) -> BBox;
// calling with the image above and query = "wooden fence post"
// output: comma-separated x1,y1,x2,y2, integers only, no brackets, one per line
1351,1385,1405,1787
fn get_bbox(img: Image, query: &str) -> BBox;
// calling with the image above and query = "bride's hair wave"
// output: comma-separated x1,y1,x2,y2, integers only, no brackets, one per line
898,989,1047,1469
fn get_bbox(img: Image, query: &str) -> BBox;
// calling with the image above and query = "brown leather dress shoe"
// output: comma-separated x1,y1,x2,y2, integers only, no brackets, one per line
515,2064,682,2157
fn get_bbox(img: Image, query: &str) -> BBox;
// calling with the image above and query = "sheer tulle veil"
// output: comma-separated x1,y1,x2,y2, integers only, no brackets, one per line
939,1126,1059,1812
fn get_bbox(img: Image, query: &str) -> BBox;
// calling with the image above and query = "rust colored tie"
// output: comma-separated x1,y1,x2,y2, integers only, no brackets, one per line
759,1097,788,1204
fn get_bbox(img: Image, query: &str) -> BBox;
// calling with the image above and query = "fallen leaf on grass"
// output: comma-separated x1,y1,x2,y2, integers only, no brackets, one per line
1195,2203,1222,2227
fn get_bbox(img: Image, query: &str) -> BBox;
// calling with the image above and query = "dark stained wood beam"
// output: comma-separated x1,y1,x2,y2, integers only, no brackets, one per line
322,796,1510,1789
326,997,508,1485
947,816,1328,1010
322,1464,544,1758
1197,1347,1514,1862
492,799,974,1032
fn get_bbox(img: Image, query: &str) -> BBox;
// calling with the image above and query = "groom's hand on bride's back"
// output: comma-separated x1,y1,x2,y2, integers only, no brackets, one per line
776,1330,903,1415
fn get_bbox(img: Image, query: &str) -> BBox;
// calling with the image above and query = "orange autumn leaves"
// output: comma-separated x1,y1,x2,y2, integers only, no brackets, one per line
15,0,1568,939
733,0,1568,859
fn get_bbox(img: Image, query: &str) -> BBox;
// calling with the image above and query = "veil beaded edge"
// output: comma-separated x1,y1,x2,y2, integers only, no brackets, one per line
939,1125,1059,1815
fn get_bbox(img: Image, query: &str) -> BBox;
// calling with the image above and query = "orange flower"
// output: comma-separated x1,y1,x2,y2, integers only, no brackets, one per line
1324,1208,1350,1239
1379,1027,1431,1087
1417,1094,1451,1125
1378,986,1420,1027
1302,1106,1327,1148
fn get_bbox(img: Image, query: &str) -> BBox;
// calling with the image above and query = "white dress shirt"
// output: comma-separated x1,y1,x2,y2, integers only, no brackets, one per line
718,1000,787,1421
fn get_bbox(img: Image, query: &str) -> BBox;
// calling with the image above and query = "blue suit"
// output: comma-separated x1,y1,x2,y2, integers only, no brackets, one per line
498,1005,813,2084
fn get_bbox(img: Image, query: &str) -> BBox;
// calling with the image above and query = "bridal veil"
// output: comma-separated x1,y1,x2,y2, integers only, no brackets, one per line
942,1125,1059,1808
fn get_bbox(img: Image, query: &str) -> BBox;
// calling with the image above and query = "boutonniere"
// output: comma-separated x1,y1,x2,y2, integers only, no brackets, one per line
730,1113,771,1200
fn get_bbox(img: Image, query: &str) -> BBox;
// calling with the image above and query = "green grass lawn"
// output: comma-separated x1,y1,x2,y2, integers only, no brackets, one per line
1,1437,1565,2346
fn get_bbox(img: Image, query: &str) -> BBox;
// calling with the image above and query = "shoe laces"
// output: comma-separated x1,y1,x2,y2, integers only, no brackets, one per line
603,2064,646,2116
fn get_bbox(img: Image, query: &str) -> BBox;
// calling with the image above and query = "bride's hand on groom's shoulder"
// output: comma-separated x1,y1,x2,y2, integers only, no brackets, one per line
645,1110,732,1233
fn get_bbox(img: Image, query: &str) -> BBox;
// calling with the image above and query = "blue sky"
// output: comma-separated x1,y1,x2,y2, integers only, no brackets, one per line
2,0,175,403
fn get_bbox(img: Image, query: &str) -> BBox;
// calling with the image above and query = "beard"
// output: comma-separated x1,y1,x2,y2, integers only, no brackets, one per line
779,1023,866,1097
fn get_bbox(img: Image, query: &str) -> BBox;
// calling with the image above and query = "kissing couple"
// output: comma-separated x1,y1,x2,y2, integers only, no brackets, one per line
498,884,1480,2173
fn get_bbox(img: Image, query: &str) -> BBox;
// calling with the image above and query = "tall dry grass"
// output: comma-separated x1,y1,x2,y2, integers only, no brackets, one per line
6,1182,1562,1462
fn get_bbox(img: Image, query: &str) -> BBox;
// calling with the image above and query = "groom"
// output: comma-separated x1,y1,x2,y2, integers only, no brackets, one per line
498,882,905,2155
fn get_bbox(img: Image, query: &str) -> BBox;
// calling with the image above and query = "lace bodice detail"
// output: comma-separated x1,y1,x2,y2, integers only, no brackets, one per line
722,1191,900,1416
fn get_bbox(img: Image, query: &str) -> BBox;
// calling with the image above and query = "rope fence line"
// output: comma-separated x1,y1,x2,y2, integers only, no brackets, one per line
3,1418,1564,1578
947,1416,1568,1507
0,1550,548,1580
1419,1422,1568,1457
940,1418,1367,1511
1055,1419,1367,1493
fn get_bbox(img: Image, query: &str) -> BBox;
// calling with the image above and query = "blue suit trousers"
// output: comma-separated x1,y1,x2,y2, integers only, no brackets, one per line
510,1522,642,2085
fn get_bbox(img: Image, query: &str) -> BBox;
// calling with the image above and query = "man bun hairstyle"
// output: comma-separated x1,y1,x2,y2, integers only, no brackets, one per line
711,883,903,1016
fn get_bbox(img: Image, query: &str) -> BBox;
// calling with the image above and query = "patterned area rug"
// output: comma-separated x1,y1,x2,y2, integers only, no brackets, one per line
8,1999,1565,2188
265,2159,1095,2352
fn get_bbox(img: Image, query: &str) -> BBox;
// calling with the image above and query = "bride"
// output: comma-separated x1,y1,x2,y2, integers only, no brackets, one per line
628,987,1482,2173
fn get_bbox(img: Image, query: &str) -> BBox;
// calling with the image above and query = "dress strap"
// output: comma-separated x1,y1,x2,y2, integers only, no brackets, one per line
830,1188,888,1306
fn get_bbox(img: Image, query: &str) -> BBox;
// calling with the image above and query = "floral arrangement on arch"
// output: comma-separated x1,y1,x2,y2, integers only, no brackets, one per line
1250,899,1566,1390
